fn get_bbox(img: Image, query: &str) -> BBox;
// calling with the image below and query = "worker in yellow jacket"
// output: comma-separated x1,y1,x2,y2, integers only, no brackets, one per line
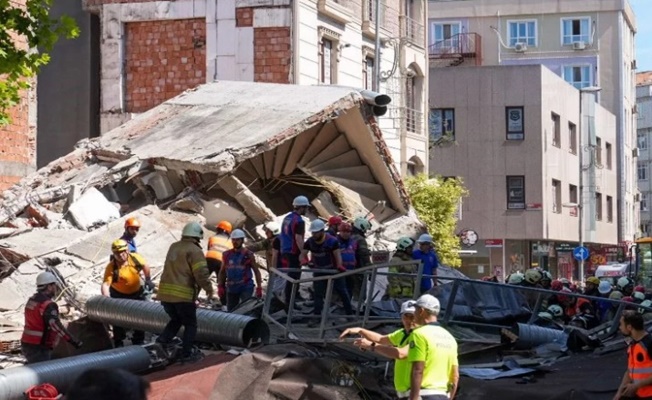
156,222,215,363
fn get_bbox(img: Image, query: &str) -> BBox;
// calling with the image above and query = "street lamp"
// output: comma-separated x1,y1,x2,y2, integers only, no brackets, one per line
578,86,602,283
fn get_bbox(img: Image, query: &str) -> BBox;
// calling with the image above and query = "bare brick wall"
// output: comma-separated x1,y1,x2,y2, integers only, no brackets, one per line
254,27,291,84
236,7,253,27
125,19,206,113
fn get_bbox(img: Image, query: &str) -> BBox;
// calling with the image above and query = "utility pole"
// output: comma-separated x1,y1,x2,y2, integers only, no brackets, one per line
373,0,381,92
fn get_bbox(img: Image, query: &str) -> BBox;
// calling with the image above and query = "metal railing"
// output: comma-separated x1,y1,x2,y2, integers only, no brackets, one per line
428,33,482,66
400,15,425,47
404,107,424,134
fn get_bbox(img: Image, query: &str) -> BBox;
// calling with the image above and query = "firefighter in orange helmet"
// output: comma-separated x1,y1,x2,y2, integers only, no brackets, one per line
206,221,233,304
122,217,141,253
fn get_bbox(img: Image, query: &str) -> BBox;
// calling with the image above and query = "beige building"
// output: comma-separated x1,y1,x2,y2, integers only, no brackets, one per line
429,65,618,280
428,0,638,245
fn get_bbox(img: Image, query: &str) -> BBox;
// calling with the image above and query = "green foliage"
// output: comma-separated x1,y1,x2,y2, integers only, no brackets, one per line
405,174,468,268
0,0,79,125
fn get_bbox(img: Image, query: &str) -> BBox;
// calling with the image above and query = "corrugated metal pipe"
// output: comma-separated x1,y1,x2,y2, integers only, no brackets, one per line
0,346,151,400
511,323,567,350
85,296,270,348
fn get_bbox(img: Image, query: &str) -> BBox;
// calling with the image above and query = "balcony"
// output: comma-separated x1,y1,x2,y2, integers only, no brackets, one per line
403,107,424,135
428,33,482,67
400,15,425,48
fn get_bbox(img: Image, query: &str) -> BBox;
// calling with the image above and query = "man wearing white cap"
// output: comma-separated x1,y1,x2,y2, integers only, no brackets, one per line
408,294,458,400
339,300,420,398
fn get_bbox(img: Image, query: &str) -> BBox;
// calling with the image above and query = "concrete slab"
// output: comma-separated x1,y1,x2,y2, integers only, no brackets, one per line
67,187,121,230
0,228,86,259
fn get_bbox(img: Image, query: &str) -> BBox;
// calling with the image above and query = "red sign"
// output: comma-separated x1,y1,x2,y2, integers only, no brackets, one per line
526,203,542,210
485,239,503,248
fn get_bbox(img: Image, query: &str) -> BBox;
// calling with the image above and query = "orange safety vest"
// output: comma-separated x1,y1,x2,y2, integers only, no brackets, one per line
628,335,652,397
206,235,231,262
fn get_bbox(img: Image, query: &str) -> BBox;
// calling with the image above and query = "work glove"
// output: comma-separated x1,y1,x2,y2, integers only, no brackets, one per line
71,339,83,349
144,279,155,291
255,287,263,299
337,266,347,273
218,285,226,299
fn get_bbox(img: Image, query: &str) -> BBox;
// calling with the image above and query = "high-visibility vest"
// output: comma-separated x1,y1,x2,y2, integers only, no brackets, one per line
21,294,56,348
206,234,231,262
628,335,652,398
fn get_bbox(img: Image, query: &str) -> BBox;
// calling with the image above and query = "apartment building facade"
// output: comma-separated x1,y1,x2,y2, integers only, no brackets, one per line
428,0,638,244
81,0,429,176
638,72,652,236
429,65,619,280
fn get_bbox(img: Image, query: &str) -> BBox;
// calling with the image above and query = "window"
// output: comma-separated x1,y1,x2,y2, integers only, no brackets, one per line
569,122,577,154
643,194,649,212
366,0,385,23
406,75,417,133
606,142,612,170
507,176,525,209
429,108,455,140
563,65,592,89
508,20,537,47
596,192,602,221
569,184,578,204
639,163,648,180
431,22,461,48
506,106,524,140
319,39,334,84
639,133,648,150
552,179,561,213
596,137,602,165
562,17,590,45
551,112,560,147
607,195,613,222
363,57,374,90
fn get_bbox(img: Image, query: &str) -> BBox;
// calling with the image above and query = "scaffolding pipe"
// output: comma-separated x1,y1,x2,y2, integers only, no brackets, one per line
0,346,151,400
85,296,270,348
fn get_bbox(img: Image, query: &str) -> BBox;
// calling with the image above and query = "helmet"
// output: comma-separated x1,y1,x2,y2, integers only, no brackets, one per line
111,239,129,253
396,237,415,252
36,272,58,287
560,278,571,287
181,222,204,239
547,304,564,318
309,219,326,233
216,221,233,234
609,291,624,301
551,280,564,291
524,269,543,285
623,296,634,303
538,312,553,321
124,217,141,229
352,217,372,233
231,229,246,240
328,216,343,227
557,287,573,304
598,280,612,294
338,222,353,233
264,221,281,235
635,285,645,293
292,196,310,207
617,277,634,290
633,291,646,302
586,276,600,286
639,300,652,314
508,272,524,285
541,270,552,281
417,234,433,244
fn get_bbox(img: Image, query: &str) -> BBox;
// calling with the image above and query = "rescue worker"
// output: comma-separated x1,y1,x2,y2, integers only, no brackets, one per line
539,270,552,290
218,229,263,311
618,277,635,297
280,196,310,308
350,216,372,298
634,291,647,305
407,294,459,400
615,311,652,399
301,219,353,327
386,237,417,299
337,222,359,297
412,233,440,292
507,272,525,286
156,222,215,363
122,217,141,253
247,221,282,271
639,300,652,322
339,300,420,399
21,272,82,363
523,268,543,287
547,304,566,326
560,278,571,289
605,291,625,322
205,220,233,277
101,239,152,347
585,276,601,297
327,215,342,237
597,280,614,322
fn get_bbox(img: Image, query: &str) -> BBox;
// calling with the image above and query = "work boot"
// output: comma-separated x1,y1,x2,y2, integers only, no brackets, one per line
180,348,204,364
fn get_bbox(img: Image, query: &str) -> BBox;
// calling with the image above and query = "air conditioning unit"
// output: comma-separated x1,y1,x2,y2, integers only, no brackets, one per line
573,41,586,50
633,148,639,158
514,42,527,53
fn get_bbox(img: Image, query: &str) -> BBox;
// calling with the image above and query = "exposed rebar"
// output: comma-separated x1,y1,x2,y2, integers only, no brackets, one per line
85,296,270,348
0,346,151,400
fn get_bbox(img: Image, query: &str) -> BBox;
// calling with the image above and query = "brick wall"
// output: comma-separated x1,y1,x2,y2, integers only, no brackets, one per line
125,19,206,113
236,7,253,27
254,27,291,84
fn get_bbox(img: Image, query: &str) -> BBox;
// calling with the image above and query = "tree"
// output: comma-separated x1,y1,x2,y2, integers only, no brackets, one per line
0,0,79,125
405,174,468,267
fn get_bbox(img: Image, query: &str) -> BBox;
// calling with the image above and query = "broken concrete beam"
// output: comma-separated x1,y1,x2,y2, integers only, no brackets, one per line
311,191,340,220
202,198,247,229
0,185,73,227
218,175,275,224
67,187,121,231
171,191,204,214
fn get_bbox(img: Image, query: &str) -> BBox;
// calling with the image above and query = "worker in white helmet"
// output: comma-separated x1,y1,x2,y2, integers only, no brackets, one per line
21,272,82,363
412,233,440,292
279,195,310,309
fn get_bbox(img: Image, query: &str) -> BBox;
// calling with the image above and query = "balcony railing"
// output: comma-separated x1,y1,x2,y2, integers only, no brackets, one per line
403,107,424,134
400,15,425,47
428,32,482,67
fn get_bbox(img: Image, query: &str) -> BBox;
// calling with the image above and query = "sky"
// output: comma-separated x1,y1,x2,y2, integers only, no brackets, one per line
631,0,652,72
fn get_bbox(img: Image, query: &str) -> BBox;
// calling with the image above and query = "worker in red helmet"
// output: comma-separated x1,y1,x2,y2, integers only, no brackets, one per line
327,216,343,236
122,217,141,253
